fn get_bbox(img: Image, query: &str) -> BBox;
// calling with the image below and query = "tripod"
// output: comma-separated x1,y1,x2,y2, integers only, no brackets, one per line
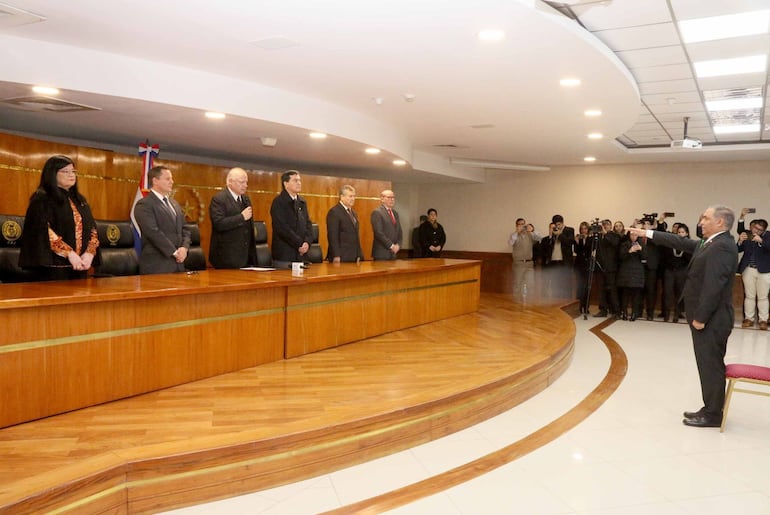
583,232,603,320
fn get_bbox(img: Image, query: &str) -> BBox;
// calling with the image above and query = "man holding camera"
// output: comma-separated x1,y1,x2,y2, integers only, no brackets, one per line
593,219,621,318
541,214,575,299
737,208,770,330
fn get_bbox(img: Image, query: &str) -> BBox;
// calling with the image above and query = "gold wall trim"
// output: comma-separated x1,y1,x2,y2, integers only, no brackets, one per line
0,307,284,354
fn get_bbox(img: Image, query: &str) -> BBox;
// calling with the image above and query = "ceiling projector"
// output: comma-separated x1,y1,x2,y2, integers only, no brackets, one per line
670,116,702,149
670,137,702,149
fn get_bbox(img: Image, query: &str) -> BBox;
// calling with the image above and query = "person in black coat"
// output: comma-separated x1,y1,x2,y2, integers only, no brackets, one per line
617,230,645,320
593,219,621,317
208,167,257,269
270,170,314,268
418,208,447,258
662,223,692,322
628,206,738,428
574,221,592,314
326,184,364,263
19,155,100,281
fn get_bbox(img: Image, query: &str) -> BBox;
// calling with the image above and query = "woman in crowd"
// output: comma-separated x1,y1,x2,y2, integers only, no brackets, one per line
662,223,691,322
617,227,645,321
19,155,100,281
574,221,592,314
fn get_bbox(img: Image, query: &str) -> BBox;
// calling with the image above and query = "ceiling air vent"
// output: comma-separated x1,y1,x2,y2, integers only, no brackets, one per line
0,96,101,113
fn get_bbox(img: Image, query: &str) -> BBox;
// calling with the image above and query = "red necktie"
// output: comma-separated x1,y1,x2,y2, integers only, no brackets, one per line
387,208,396,225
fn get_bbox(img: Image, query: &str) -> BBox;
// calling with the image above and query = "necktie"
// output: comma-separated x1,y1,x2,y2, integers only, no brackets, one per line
237,196,244,208
347,208,357,226
162,197,175,217
387,208,396,225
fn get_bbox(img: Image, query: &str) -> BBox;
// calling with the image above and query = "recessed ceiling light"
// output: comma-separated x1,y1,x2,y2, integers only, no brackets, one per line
309,132,327,139
584,109,602,117
32,85,59,95
584,156,596,162
365,148,381,154
705,97,763,111
477,29,505,41
205,111,226,119
392,159,407,166
679,10,770,44
560,78,581,87
714,123,760,135
587,133,603,140
694,55,766,78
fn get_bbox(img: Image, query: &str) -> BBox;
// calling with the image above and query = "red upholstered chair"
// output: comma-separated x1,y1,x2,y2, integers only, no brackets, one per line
721,363,770,432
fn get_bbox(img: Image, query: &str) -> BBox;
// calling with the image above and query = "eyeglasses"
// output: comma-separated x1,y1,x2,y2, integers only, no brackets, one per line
58,169,78,175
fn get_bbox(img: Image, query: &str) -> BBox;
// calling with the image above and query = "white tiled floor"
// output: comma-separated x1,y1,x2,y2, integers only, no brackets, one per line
165,317,770,514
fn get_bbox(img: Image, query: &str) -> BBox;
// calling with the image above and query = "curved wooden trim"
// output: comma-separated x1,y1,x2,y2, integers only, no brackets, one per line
322,316,627,514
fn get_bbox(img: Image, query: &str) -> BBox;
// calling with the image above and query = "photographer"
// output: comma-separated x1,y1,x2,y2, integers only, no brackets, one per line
737,208,770,330
593,219,621,318
574,221,592,314
639,213,669,321
540,214,575,299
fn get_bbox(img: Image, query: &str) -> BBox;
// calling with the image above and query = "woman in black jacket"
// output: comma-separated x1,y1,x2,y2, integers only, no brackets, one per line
19,155,100,281
617,230,645,321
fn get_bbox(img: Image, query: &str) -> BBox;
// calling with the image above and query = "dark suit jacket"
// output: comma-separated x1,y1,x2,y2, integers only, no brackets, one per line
270,189,314,263
370,205,402,260
652,231,737,326
134,192,191,274
326,203,363,262
736,221,770,273
208,189,256,269
540,226,575,265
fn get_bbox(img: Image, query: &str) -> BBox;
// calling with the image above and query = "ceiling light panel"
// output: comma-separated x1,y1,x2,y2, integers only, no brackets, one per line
706,97,763,111
693,55,766,78
679,10,770,44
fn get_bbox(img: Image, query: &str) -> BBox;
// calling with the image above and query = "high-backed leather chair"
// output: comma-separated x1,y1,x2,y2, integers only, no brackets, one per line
253,220,272,267
0,214,32,283
307,223,323,263
184,223,207,271
93,220,139,277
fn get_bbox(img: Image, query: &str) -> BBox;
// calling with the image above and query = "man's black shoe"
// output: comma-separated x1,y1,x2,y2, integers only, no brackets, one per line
683,414,721,428
683,408,705,419
593,310,608,317
646,315,653,321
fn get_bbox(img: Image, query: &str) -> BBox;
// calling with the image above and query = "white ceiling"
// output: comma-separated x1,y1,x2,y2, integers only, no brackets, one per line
0,0,769,184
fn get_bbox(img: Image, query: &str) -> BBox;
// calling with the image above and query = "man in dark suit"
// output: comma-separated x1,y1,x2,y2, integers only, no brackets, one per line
270,170,314,268
208,167,256,269
326,184,363,263
629,205,737,428
134,165,191,274
540,214,575,298
370,189,402,260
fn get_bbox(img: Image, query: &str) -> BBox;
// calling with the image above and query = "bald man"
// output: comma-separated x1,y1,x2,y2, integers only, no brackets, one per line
370,189,402,260
208,167,257,269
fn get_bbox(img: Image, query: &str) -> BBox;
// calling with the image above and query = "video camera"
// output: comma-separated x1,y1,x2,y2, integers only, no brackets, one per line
589,217,602,235
640,212,658,225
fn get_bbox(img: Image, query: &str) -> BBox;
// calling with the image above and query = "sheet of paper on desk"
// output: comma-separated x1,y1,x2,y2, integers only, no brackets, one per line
240,267,277,271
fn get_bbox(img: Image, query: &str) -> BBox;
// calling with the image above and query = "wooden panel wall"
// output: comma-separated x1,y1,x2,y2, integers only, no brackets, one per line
0,132,389,261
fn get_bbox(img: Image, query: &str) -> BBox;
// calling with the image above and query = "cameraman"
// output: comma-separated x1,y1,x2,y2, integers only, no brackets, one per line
640,213,668,321
540,214,575,299
737,208,770,330
593,219,621,318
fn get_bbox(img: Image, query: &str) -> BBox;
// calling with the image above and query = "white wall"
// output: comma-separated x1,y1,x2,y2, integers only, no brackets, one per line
397,160,770,252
